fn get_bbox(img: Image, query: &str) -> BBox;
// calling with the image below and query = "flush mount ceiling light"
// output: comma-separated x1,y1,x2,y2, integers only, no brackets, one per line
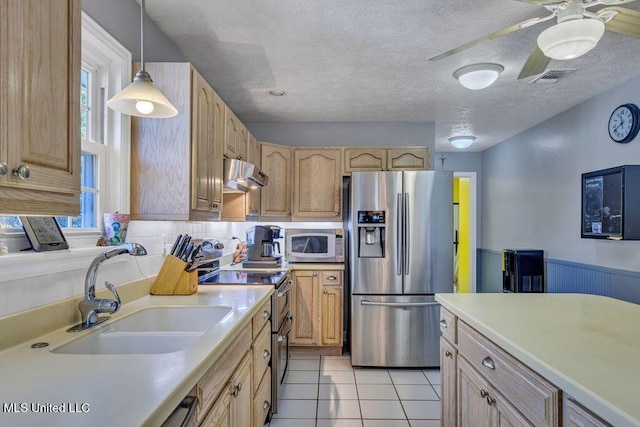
107,0,177,118
268,89,286,97
537,18,605,61
449,136,476,149
453,63,504,90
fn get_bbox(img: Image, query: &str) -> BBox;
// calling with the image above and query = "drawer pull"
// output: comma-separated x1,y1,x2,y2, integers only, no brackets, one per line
444,350,452,358
486,396,495,406
263,349,270,359
323,289,328,294
439,319,447,328
263,400,271,410
263,310,270,319
482,356,495,370
480,389,488,398
326,275,337,280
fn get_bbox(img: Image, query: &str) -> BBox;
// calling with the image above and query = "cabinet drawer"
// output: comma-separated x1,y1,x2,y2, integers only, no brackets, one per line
252,323,272,394
196,324,251,424
564,396,611,427
320,271,342,286
253,367,272,427
252,299,271,339
458,321,560,427
439,307,457,343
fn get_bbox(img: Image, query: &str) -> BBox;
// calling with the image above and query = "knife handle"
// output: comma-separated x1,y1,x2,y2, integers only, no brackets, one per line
170,234,182,256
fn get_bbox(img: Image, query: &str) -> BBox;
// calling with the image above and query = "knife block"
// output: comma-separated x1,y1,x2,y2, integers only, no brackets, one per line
150,255,198,295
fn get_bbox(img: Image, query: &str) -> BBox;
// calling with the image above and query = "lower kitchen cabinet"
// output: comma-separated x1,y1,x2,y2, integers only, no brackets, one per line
440,307,561,427
564,396,612,427
291,269,343,350
229,352,253,427
201,391,230,427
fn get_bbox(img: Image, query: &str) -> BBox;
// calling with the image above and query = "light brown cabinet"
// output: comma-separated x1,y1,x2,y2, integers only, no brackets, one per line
440,337,457,427
291,269,343,349
229,351,253,427
0,0,81,215
131,63,223,221
293,148,342,220
224,107,248,161
246,134,261,216
343,147,430,174
260,142,292,218
564,397,611,427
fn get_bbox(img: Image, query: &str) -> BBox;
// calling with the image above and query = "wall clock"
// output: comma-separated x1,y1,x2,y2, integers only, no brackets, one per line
608,103,640,144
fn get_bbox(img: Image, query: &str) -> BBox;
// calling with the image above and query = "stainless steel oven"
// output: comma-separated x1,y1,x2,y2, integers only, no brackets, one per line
198,268,292,417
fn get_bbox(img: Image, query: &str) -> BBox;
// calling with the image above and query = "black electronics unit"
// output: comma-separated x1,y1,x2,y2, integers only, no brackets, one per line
502,249,544,293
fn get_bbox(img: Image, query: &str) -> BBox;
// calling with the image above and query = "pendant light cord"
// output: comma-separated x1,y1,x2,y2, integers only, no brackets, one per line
140,0,145,71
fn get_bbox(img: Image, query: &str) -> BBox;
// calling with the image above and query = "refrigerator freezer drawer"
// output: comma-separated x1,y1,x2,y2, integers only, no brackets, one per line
350,295,441,368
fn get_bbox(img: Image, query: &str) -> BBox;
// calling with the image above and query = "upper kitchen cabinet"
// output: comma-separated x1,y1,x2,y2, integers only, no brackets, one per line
224,106,248,161
260,142,292,219
343,147,430,174
131,63,223,221
246,134,261,216
0,0,81,215
293,148,342,221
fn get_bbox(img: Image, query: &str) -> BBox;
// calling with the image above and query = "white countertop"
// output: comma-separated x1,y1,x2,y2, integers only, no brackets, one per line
435,293,640,427
0,286,273,427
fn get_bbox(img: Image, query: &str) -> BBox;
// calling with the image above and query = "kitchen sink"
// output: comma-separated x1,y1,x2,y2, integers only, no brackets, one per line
53,306,233,355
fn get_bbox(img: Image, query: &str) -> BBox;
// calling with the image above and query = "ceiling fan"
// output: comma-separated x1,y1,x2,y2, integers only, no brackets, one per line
428,0,640,80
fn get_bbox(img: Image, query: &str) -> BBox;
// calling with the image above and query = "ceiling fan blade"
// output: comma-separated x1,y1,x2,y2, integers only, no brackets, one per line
517,45,552,79
602,6,640,38
512,0,566,6
428,17,543,61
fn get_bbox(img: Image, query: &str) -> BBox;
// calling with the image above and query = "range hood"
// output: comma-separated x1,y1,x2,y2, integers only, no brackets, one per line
223,158,269,193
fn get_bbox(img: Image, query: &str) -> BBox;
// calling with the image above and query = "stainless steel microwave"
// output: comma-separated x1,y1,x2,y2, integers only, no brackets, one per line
284,228,344,263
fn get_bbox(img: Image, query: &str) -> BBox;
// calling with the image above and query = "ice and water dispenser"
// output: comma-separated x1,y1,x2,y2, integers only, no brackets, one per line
357,211,386,258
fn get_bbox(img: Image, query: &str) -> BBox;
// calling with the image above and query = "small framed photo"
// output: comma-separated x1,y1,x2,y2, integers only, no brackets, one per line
20,217,69,252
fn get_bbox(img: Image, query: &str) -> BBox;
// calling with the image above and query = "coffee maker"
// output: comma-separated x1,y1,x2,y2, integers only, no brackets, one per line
243,225,283,268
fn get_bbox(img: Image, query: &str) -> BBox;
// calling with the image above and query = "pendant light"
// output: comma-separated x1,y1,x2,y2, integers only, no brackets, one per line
107,0,178,118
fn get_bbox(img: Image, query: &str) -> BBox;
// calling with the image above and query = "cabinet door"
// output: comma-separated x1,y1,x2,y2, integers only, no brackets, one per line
191,68,215,214
564,397,611,427
211,90,225,207
230,351,253,427
440,337,457,427
458,356,493,426
260,142,292,217
494,389,533,427
293,148,341,219
245,134,261,215
224,106,239,159
236,122,248,161
343,148,387,174
291,271,320,345
387,148,430,170
201,388,231,427
321,284,342,346
0,0,81,215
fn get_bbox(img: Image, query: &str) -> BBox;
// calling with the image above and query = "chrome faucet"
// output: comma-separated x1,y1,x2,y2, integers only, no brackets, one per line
68,242,148,332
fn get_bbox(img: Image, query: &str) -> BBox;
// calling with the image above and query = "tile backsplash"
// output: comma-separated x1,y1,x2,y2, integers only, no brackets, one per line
0,220,341,319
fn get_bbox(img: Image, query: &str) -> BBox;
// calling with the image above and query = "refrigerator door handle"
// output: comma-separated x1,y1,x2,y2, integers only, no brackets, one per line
360,300,440,308
396,192,402,276
404,192,410,275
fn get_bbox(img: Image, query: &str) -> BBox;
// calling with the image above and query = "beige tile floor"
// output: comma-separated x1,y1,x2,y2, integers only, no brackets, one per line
266,353,441,427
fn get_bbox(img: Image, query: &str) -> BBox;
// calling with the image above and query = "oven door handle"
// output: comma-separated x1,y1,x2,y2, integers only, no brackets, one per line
277,279,293,298
277,314,293,342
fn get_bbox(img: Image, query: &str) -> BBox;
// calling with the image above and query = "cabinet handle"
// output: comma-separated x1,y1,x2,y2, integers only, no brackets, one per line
444,350,452,358
313,273,318,276
486,396,495,406
231,385,239,397
335,212,339,216
263,400,271,410
263,310,270,319
439,319,447,328
263,349,270,359
480,389,488,398
323,289,328,294
13,164,30,180
237,382,242,392
326,275,337,280
0,162,7,176
482,356,495,370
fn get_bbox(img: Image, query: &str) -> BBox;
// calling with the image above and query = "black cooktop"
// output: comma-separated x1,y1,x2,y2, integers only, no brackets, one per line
198,269,287,286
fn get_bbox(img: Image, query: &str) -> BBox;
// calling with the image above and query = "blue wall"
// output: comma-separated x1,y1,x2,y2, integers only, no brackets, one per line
478,249,640,304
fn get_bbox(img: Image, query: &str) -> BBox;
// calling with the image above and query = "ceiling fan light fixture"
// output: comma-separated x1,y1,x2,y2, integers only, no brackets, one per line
453,63,504,90
449,136,476,149
107,0,178,118
537,19,605,61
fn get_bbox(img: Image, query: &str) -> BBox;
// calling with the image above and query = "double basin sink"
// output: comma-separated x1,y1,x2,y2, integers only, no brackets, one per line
53,306,233,355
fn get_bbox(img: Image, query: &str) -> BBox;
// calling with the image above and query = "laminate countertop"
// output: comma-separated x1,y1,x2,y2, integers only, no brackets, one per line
0,285,273,427
435,293,640,427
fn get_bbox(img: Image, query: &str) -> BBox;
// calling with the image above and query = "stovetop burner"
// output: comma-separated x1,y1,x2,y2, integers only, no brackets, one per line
198,269,287,286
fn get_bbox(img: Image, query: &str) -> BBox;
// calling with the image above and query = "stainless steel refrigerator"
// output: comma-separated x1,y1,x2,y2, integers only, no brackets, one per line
350,170,453,367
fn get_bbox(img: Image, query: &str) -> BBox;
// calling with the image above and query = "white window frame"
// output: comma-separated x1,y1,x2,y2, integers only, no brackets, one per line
0,13,133,282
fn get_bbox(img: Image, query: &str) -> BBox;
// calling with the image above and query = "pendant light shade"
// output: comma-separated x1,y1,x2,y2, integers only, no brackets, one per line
107,0,177,118
537,19,605,60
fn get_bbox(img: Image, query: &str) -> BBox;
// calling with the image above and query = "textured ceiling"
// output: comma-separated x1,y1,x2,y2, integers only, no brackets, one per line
144,0,640,152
